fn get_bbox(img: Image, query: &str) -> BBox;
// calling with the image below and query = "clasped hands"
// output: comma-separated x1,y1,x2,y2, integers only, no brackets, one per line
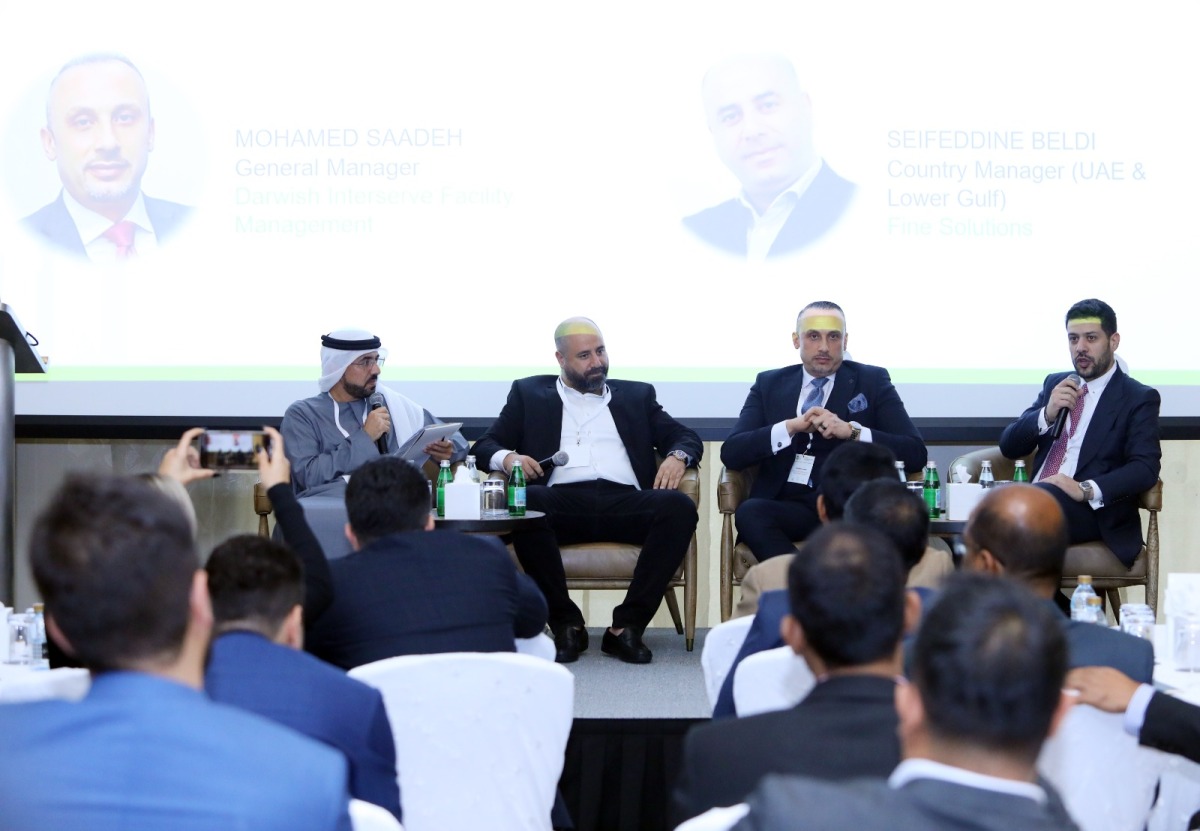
785,407,852,441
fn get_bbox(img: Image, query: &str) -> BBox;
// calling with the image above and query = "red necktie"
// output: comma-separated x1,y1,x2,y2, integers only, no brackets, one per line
102,221,137,259
1038,383,1088,480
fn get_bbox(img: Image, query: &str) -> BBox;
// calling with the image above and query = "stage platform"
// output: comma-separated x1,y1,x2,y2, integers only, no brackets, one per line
558,627,713,831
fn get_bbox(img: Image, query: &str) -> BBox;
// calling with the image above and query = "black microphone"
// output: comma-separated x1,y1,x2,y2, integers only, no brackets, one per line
536,451,569,473
368,392,389,455
1050,373,1084,440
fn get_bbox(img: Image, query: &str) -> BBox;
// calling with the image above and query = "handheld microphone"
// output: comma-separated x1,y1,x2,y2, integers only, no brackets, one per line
1050,373,1084,440
367,392,389,455
536,451,569,472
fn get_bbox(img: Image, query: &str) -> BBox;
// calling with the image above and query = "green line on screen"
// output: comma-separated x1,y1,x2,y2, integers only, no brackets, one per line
15,366,1200,386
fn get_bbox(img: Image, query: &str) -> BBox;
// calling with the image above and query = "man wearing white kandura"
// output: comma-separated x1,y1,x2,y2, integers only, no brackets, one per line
280,327,467,498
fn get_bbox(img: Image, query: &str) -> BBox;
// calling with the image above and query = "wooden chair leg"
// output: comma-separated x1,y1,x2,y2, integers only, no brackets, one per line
663,589,684,635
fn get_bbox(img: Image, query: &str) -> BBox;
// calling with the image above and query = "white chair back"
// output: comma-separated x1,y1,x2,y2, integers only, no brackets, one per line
1037,703,1166,831
349,798,404,831
674,803,749,831
0,668,90,703
732,645,815,717
700,616,753,710
350,652,573,831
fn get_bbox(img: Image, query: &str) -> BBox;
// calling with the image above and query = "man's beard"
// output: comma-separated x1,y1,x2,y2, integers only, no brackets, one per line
343,379,375,399
564,366,607,394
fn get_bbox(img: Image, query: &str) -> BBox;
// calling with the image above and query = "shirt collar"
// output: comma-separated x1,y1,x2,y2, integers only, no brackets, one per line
889,758,1046,805
557,376,610,403
802,367,837,389
737,159,823,218
61,188,153,244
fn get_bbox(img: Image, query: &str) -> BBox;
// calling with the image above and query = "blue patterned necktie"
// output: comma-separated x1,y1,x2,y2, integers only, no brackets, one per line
801,377,829,413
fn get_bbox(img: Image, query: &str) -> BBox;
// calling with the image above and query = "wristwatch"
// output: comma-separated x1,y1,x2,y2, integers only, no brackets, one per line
668,449,690,465
848,421,863,442
1079,480,1094,502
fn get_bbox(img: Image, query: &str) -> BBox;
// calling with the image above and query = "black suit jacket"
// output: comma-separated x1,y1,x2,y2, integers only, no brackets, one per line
999,367,1160,564
305,530,548,670
21,192,192,258
1141,691,1200,765
672,675,900,825
721,360,927,499
683,162,856,257
471,376,702,485
733,774,1080,831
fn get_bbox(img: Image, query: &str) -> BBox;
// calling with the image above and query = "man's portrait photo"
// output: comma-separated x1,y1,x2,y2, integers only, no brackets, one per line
683,53,855,261
21,53,192,262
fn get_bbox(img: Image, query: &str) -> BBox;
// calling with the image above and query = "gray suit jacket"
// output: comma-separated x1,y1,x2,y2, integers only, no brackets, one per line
732,774,1079,831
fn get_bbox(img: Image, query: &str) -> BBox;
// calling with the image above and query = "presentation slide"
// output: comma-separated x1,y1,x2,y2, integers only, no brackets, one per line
2,1,1196,422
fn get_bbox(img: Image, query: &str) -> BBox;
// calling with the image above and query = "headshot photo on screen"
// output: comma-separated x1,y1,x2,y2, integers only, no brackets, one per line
683,53,856,261
19,53,193,263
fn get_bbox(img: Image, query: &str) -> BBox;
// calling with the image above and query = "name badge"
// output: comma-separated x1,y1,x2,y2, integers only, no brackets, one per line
787,454,816,486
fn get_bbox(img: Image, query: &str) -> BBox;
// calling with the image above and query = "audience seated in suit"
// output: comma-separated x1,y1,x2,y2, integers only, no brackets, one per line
0,473,352,830
1068,666,1200,766
731,573,1080,831
962,484,1153,683
205,534,402,821
713,475,934,718
674,522,916,824
305,456,548,669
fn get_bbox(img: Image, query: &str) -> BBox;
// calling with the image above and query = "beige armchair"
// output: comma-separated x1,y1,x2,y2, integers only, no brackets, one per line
492,465,701,651
948,448,1161,616
717,465,764,622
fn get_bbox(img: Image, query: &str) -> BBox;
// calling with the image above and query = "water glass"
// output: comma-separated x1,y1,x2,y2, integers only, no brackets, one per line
1174,614,1200,671
481,480,507,519
5,614,32,665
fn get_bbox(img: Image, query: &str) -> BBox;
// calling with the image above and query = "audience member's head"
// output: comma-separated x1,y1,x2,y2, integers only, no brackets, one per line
784,523,908,673
963,484,1068,595
819,441,897,520
29,473,206,674
844,478,930,574
903,573,1069,767
345,457,433,547
138,472,198,539
206,535,305,645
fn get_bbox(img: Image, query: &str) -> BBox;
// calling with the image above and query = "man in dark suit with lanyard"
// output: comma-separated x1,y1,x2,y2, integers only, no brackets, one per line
999,298,1160,567
722,301,927,562
472,317,702,664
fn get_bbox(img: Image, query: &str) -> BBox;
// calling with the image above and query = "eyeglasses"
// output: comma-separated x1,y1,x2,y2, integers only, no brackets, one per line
350,355,385,369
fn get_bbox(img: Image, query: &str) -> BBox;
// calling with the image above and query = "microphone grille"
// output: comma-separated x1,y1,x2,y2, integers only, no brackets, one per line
368,392,385,409
553,451,569,466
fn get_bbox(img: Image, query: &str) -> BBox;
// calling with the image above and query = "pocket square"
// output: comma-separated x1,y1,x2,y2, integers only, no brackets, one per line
848,393,869,413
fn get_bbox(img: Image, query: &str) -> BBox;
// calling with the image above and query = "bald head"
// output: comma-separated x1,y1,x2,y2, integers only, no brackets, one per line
964,484,1068,590
554,317,608,394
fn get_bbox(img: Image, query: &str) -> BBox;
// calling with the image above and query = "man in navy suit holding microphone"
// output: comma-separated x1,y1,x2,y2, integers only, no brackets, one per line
999,298,1160,566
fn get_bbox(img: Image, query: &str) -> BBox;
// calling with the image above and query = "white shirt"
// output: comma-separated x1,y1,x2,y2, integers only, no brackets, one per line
61,189,160,263
889,758,1047,805
1035,362,1117,508
742,160,822,262
488,378,639,488
768,368,875,454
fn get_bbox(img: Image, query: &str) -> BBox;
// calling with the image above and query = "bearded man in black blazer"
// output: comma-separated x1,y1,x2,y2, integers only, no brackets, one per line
472,317,702,664
999,298,1160,567
722,301,927,562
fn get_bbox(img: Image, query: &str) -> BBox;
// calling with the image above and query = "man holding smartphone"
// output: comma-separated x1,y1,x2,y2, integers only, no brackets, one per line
280,328,468,498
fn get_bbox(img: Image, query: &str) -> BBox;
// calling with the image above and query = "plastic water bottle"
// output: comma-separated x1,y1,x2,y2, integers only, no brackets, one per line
31,603,48,668
465,455,479,483
979,460,995,489
895,461,906,483
1086,595,1106,626
1070,575,1098,621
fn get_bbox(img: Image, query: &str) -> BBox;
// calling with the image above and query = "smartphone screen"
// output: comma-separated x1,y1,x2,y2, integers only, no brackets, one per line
199,430,269,470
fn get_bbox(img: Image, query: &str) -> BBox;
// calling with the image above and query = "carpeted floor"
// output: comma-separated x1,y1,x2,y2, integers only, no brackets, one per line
564,627,711,719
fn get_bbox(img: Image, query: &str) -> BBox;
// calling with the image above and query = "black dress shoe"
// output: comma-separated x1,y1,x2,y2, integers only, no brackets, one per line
601,627,652,664
553,625,588,664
